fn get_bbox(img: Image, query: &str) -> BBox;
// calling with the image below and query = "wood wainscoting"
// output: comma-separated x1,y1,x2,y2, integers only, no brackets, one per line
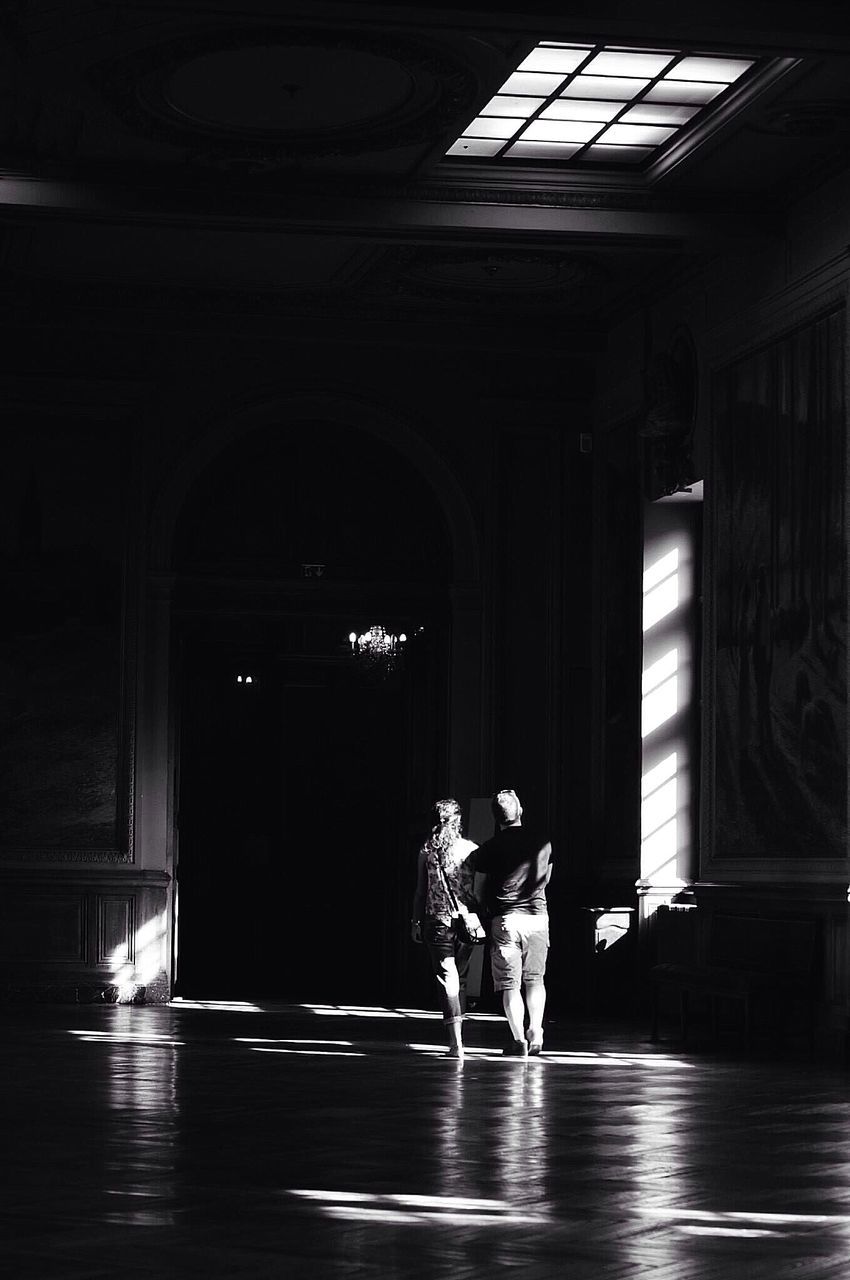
0,868,170,1003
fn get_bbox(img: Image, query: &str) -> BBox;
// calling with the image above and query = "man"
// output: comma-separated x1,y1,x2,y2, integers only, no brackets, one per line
474,789,552,1056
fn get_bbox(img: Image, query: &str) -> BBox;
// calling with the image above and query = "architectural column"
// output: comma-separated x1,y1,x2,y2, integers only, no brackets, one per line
131,571,175,997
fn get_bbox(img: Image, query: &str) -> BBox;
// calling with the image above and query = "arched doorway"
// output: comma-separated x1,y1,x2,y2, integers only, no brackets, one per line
170,418,455,1003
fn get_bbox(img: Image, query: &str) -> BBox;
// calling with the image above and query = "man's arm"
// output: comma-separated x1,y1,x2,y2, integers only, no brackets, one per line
468,842,488,915
472,871,487,914
541,841,553,888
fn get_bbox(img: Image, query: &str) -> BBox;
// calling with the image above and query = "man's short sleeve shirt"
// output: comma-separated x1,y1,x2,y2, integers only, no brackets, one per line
474,827,552,916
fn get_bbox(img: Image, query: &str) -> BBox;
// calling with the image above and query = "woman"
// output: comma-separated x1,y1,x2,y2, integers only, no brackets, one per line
411,798,479,1059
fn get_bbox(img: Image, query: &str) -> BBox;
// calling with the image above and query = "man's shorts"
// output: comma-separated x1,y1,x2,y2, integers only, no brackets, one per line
489,912,549,991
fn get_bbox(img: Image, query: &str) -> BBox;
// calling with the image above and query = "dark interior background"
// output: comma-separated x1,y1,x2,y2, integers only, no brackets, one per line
172,419,451,1004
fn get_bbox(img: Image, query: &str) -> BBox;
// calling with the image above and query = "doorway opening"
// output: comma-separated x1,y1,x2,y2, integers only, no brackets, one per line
175,641,435,1003
169,417,454,1005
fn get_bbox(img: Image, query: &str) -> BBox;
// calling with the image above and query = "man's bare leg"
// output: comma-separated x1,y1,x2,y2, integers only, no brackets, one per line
524,980,546,1051
502,988,526,1044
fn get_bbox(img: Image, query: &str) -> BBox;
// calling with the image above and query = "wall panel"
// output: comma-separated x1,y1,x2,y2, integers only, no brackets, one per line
97,895,134,967
0,894,85,963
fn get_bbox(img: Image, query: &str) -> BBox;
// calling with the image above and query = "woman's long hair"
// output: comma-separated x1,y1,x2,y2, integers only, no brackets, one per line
421,798,463,859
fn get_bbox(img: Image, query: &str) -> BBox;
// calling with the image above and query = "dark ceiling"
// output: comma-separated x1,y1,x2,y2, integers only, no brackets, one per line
3,1,850,340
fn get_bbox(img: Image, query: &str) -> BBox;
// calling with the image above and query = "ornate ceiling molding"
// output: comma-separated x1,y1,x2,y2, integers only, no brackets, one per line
363,245,610,311
0,848,133,863
753,100,850,137
88,26,481,166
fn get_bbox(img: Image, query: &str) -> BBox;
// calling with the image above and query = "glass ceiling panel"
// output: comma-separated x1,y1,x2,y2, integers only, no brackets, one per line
505,141,584,160
621,103,699,125
518,46,592,73
561,75,651,99
598,123,677,146
669,56,754,81
643,80,725,104
542,99,622,121
446,138,503,156
582,50,676,77
481,95,546,116
524,119,605,143
463,117,521,139
445,39,761,169
499,70,568,95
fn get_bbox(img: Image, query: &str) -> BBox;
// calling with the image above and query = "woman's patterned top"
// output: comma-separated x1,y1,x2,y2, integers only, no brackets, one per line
424,836,478,924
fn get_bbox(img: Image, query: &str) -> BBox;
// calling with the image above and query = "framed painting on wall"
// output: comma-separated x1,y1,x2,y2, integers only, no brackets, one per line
0,416,133,859
712,308,846,859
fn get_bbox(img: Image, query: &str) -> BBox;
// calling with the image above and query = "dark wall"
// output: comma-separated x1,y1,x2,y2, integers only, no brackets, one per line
0,289,597,1002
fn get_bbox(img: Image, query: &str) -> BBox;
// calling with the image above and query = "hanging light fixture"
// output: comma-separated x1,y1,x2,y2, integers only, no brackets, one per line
348,624,407,674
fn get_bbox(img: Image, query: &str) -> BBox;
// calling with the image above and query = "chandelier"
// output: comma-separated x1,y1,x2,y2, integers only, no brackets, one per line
348,624,407,674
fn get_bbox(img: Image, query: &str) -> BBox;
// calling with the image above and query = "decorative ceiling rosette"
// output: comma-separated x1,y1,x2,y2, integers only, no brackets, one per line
365,245,609,312
751,100,850,138
88,26,482,166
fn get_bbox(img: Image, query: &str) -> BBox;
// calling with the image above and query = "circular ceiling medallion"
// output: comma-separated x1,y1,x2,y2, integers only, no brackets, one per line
90,27,480,160
416,254,563,291
400,250,602,299
164,45,415,135
754,100,850,138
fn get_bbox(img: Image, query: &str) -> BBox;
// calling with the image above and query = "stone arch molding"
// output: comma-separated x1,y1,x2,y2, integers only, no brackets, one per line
149,387,480,583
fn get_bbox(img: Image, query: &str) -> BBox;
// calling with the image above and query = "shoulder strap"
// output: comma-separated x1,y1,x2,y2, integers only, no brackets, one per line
435,852,460,915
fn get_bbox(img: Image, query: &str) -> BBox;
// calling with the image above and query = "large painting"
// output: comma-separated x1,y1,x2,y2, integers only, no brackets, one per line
713,309,846,858
0,417,129,853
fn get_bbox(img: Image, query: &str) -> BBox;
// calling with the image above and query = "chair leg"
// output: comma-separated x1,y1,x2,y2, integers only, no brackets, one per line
650,988,660,1042
679,989,689,1044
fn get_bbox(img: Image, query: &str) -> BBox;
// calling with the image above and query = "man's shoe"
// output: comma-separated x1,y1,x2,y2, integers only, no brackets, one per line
503,1039,528,1057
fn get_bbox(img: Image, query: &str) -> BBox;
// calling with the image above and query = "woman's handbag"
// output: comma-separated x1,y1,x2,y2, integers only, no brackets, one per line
436,856,487,945
454,911,487,946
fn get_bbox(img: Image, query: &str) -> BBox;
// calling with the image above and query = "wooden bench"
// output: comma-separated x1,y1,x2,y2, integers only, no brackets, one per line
649,912,819,1050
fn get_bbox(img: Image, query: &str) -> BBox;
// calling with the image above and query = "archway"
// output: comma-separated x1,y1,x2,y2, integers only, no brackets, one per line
166,412,467,1003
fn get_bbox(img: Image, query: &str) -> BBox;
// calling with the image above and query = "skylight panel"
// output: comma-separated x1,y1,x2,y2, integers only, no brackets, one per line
505,141,584,160
621,103,699,125
445,39,762,169
481,95,546,117
561,75,652,100
446,138,504,157
582,50,676,78
668,56,753,82
541,99,622,122
642,80,725,104
463,116,520,139
597,123,677,146
499,71,568,96
522,119,605,144
517,45,592,74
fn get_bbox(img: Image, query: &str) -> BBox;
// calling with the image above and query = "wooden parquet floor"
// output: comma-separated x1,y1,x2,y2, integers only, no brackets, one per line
2,1000,850,1278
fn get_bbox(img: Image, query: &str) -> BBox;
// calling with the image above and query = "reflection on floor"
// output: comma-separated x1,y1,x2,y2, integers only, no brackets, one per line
3,1000,850,1278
